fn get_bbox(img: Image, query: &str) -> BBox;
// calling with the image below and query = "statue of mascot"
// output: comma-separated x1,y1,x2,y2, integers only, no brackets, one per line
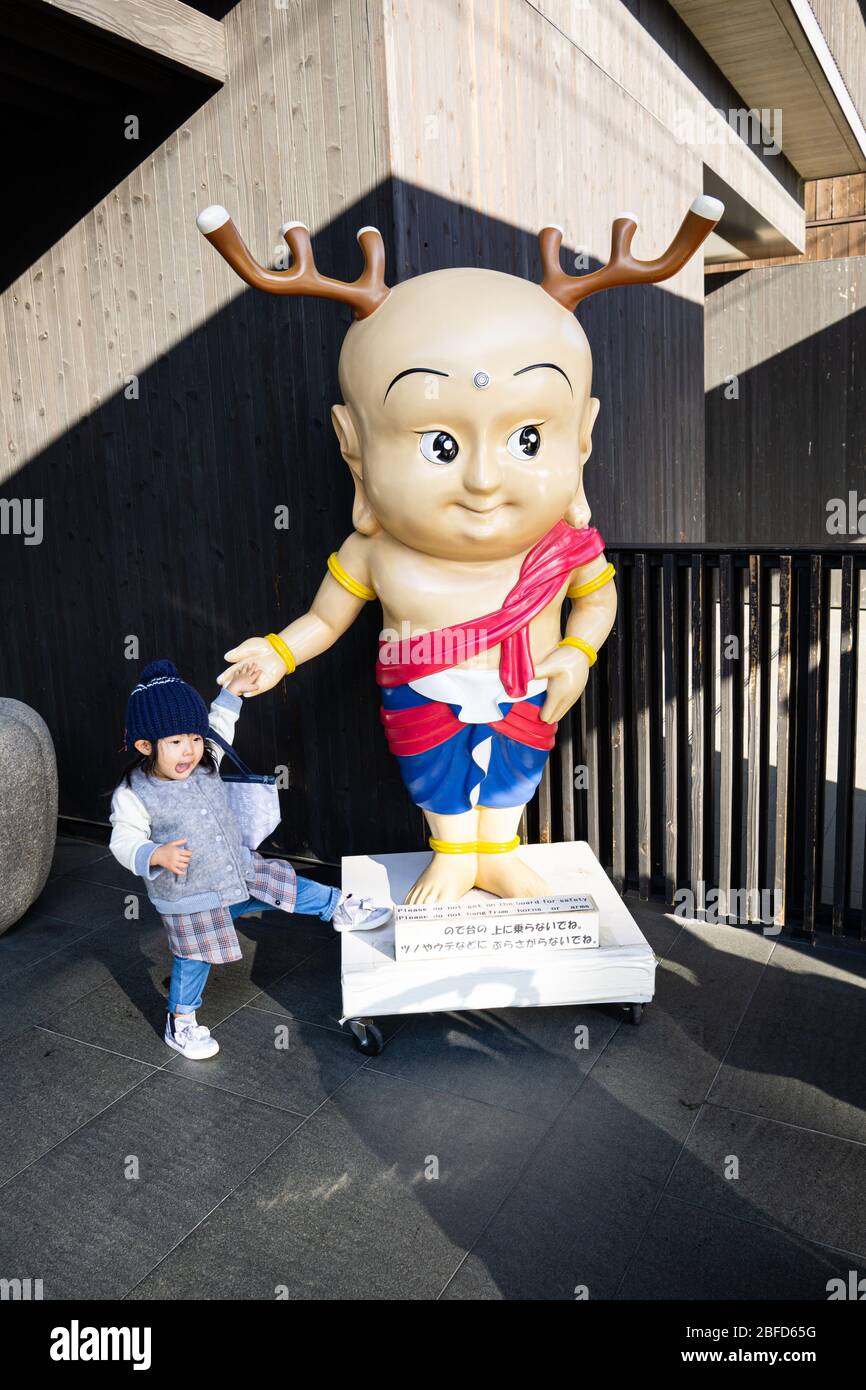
198,192,723,903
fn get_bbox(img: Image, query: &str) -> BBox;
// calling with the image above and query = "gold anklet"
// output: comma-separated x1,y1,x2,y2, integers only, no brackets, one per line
428,836,520,854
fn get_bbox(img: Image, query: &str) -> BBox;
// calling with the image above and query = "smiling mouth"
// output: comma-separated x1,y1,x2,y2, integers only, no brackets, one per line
458,502,507,515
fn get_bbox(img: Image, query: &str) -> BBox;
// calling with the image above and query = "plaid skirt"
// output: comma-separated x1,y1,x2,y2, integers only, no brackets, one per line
159,852,298,964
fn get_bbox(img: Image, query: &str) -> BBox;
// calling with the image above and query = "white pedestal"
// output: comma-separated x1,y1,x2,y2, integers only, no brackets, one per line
340,841,656,1022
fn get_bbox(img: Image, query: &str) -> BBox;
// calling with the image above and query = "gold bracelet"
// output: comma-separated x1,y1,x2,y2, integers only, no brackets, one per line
265,632,296,674
559,636,597,666
566,562,616,599
327,551,376,601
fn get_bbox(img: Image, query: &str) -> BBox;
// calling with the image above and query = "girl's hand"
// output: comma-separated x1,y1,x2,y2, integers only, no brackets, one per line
151,839,192,876
225,659,262,697
218,639,287,697
532,645,592,724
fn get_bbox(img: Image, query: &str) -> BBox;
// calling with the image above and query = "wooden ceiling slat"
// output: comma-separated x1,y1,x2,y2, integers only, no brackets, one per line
670,0,866,177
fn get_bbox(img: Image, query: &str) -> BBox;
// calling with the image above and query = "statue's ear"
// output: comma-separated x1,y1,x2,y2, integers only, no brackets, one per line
565,396,600,529
331,403,382,537
331,402,360,463
579,395,600,465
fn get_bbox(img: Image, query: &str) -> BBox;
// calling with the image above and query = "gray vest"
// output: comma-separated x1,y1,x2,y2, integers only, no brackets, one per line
131,765,253,915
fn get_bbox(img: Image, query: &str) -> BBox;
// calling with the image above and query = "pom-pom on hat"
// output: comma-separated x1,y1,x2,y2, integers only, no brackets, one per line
124,659,210,750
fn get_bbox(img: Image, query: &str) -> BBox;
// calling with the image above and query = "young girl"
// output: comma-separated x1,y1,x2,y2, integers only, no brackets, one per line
109,659,391,1059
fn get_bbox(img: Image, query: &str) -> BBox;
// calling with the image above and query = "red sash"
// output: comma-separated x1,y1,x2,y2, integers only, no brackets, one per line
376,521,605,699
379,696,559,757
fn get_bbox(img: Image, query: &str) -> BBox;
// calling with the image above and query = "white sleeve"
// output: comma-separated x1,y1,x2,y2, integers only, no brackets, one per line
109,785,160,879
207,688,243,766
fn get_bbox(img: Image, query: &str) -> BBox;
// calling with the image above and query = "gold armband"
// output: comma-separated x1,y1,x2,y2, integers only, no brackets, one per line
327,551,376,601
566,562,615,599
558,636,597,666
265,632,296,674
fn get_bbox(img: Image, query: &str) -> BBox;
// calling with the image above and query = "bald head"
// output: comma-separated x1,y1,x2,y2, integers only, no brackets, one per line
330,266,598,560
338,267,592,423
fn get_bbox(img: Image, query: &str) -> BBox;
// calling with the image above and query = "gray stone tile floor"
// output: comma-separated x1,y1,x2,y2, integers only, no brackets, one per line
0,835,864,1301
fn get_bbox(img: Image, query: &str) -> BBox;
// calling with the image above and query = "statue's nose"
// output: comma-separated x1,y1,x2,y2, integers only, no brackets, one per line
461,443,502,495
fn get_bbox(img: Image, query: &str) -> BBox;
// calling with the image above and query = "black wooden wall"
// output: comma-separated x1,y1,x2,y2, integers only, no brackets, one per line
705,260,866,547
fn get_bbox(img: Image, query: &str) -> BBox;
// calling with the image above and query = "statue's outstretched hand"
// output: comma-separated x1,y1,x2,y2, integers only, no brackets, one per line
218,638,286,697
533,645,591,724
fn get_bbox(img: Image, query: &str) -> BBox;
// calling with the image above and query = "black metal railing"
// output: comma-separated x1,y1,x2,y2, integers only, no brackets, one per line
531,547,866,939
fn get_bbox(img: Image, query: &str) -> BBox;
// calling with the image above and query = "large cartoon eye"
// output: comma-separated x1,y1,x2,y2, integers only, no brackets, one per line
507,424,542,459
419,430,459,464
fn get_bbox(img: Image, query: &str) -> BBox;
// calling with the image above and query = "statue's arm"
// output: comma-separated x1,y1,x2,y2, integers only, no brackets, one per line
534,552,617,723
278,532,374,662
218,532,375,695
562,552,618,653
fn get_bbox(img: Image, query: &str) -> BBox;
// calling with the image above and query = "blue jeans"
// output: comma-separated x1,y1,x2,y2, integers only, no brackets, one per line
167,956,211,1014
167,875,341,1014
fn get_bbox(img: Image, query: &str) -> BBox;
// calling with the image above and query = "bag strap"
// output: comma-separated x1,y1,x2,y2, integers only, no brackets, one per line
208,726,257,778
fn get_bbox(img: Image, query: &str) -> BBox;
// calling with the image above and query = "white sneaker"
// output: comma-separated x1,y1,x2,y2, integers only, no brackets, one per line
165,1011,220,1059
185,1010,212,1036
331,893,393,932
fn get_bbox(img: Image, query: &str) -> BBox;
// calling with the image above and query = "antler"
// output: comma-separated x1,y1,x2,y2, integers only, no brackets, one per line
195,206,390,319
539,195,724,311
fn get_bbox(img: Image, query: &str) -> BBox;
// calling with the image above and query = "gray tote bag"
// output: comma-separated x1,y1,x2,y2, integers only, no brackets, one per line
208,727,281,850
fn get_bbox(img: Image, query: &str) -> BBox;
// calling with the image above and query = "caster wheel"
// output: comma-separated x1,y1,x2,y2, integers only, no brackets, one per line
626,1003,643,1026
349,1019,384,1055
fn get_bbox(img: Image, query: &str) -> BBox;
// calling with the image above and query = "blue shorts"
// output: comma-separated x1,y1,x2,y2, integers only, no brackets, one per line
380,684,551,815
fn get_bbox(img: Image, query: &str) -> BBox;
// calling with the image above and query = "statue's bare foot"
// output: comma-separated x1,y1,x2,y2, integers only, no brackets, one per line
405,852,478,905
475,852,552,900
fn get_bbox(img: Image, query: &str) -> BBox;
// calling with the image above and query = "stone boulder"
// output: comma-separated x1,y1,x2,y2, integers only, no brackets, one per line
0,699,58,934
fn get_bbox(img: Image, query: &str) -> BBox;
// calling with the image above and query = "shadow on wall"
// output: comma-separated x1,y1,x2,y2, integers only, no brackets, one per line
704,268,866,547
0,183,707,861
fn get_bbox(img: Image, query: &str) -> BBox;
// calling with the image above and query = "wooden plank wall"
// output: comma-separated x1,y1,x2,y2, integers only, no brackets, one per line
383,0,714,546
709,174,866,271
704,258,866,546
0,0,402,863
808,0,866,135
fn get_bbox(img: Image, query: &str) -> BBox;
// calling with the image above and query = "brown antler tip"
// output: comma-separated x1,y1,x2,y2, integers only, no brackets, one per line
356,225,382,240
690,194,724,222
279,219,310,236
196,204,230,236
613,210,640,224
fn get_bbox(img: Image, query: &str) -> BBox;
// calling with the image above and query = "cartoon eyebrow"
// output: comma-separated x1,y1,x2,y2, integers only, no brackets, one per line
513,362,573,396
383,367,450,403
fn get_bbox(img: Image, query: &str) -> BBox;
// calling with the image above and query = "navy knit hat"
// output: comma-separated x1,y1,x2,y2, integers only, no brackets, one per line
124,660,210,749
